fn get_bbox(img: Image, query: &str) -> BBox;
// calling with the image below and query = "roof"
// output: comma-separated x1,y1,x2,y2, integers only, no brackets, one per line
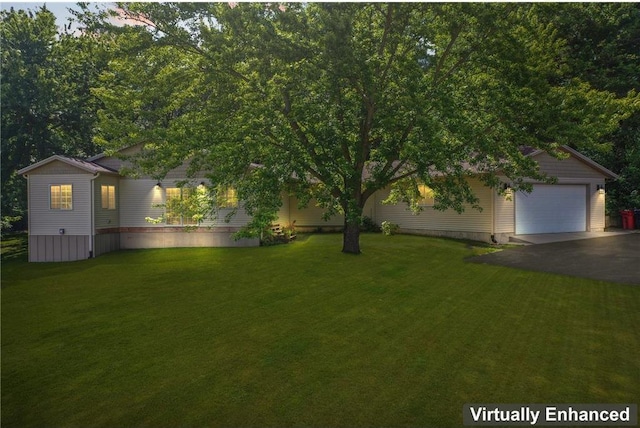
525,145,619,180
17,155,119,176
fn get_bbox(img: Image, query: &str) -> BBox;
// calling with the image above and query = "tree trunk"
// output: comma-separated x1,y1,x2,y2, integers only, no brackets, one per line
342,220,361,254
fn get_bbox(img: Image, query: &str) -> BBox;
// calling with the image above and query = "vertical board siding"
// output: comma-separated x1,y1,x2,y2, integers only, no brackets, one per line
28,175,92,235
94,233,121,257
29,235,90,262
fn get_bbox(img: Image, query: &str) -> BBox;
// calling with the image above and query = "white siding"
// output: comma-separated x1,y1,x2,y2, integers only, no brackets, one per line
28,174,92,235
119,178,252,228
533,152,605,179
119,179,165,227
374,178,493,233
589,181,606,231
288,197,344,227
275,192,291,225
494,190,515,234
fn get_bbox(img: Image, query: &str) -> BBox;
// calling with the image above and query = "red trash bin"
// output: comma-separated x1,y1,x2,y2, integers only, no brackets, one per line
620,210,635,229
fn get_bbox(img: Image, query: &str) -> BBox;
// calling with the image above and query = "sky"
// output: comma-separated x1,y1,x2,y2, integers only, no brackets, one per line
0,2,114,30
2,2,81,26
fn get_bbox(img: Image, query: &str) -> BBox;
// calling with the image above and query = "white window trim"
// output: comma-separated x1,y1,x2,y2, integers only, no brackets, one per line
165,187,197,226
50,184,73,210
101,185,116,210
217,186,238,209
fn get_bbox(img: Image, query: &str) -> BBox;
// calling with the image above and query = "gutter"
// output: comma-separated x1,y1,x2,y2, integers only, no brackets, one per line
22,174,32,261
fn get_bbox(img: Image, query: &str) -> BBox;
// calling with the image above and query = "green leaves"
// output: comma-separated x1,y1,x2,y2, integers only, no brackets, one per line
86,3,635,251
1,6,109,227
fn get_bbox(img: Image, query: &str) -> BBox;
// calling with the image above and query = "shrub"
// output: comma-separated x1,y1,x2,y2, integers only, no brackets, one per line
360,216,380,232
381,220,399,236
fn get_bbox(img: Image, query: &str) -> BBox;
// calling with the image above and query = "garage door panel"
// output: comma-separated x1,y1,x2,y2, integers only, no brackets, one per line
515,185,586,234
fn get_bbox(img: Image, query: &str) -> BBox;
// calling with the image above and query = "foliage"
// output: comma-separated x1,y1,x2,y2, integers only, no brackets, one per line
81,3,636,252
1,215,22,235
0,6,108,229
282,221,297,240
360,216,380,233
380,220,400,236
538,3,640,212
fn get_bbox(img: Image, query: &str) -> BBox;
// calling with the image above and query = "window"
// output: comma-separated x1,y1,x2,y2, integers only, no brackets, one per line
50,185,72,210
165,188,197,225
418,184,435,206
217,186,238,209
101,185,116,210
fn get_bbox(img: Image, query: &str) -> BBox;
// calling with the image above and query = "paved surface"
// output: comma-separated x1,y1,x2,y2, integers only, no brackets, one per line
468,233,640,285
511,230,634,245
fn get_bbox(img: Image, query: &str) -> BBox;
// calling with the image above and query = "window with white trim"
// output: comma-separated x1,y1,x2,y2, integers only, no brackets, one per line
101,185,116,210
165,187,197,225
50,184,73,210
217,186,238,209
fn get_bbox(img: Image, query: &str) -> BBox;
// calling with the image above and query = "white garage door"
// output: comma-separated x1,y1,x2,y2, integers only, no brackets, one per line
515,185,587,234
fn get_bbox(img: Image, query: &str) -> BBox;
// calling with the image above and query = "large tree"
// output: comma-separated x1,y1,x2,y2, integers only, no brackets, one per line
1,6,108,231
85,3,636,253
539,3,640,213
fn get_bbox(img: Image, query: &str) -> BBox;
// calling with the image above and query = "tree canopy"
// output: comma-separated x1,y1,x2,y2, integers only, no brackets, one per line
83,3,637,253
1,6,108,231
539,3,640,213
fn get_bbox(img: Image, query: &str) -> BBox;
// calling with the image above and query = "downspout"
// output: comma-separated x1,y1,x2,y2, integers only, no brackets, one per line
89,173,101,258
22,174,31,261
490,187,498,244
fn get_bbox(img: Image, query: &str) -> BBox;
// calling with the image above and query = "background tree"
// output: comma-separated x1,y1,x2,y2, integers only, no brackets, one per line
539,3,640,214
1,6,107,231
85,3,636,253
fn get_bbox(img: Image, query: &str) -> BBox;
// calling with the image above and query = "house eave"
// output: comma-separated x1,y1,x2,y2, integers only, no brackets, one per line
17,155,120,176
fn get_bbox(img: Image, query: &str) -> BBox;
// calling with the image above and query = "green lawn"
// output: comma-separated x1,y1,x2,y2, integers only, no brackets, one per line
2,234,639,427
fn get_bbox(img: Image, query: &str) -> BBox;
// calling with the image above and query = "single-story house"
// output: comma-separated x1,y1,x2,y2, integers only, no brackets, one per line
17,145,617,262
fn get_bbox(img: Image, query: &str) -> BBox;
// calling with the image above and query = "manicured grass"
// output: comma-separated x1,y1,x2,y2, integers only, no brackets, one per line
2,234,639,427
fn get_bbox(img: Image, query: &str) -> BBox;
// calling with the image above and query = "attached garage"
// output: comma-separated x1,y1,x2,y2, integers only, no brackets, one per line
515,184,587,234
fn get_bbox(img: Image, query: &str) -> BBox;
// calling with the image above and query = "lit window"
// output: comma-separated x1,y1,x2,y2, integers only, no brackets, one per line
418,184,435,206
50,185,72,210
165,187,197,225
101,185,116,210
217,186,238,209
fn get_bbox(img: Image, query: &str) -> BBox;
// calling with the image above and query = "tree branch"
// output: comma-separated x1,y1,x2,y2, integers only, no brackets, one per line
433,24,462,82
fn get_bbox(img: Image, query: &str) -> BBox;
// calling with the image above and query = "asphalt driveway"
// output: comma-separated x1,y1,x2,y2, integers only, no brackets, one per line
468,233,640,285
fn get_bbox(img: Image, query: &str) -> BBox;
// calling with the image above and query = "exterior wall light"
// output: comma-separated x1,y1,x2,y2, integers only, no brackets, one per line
155,181,162,188
597,184,605,194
